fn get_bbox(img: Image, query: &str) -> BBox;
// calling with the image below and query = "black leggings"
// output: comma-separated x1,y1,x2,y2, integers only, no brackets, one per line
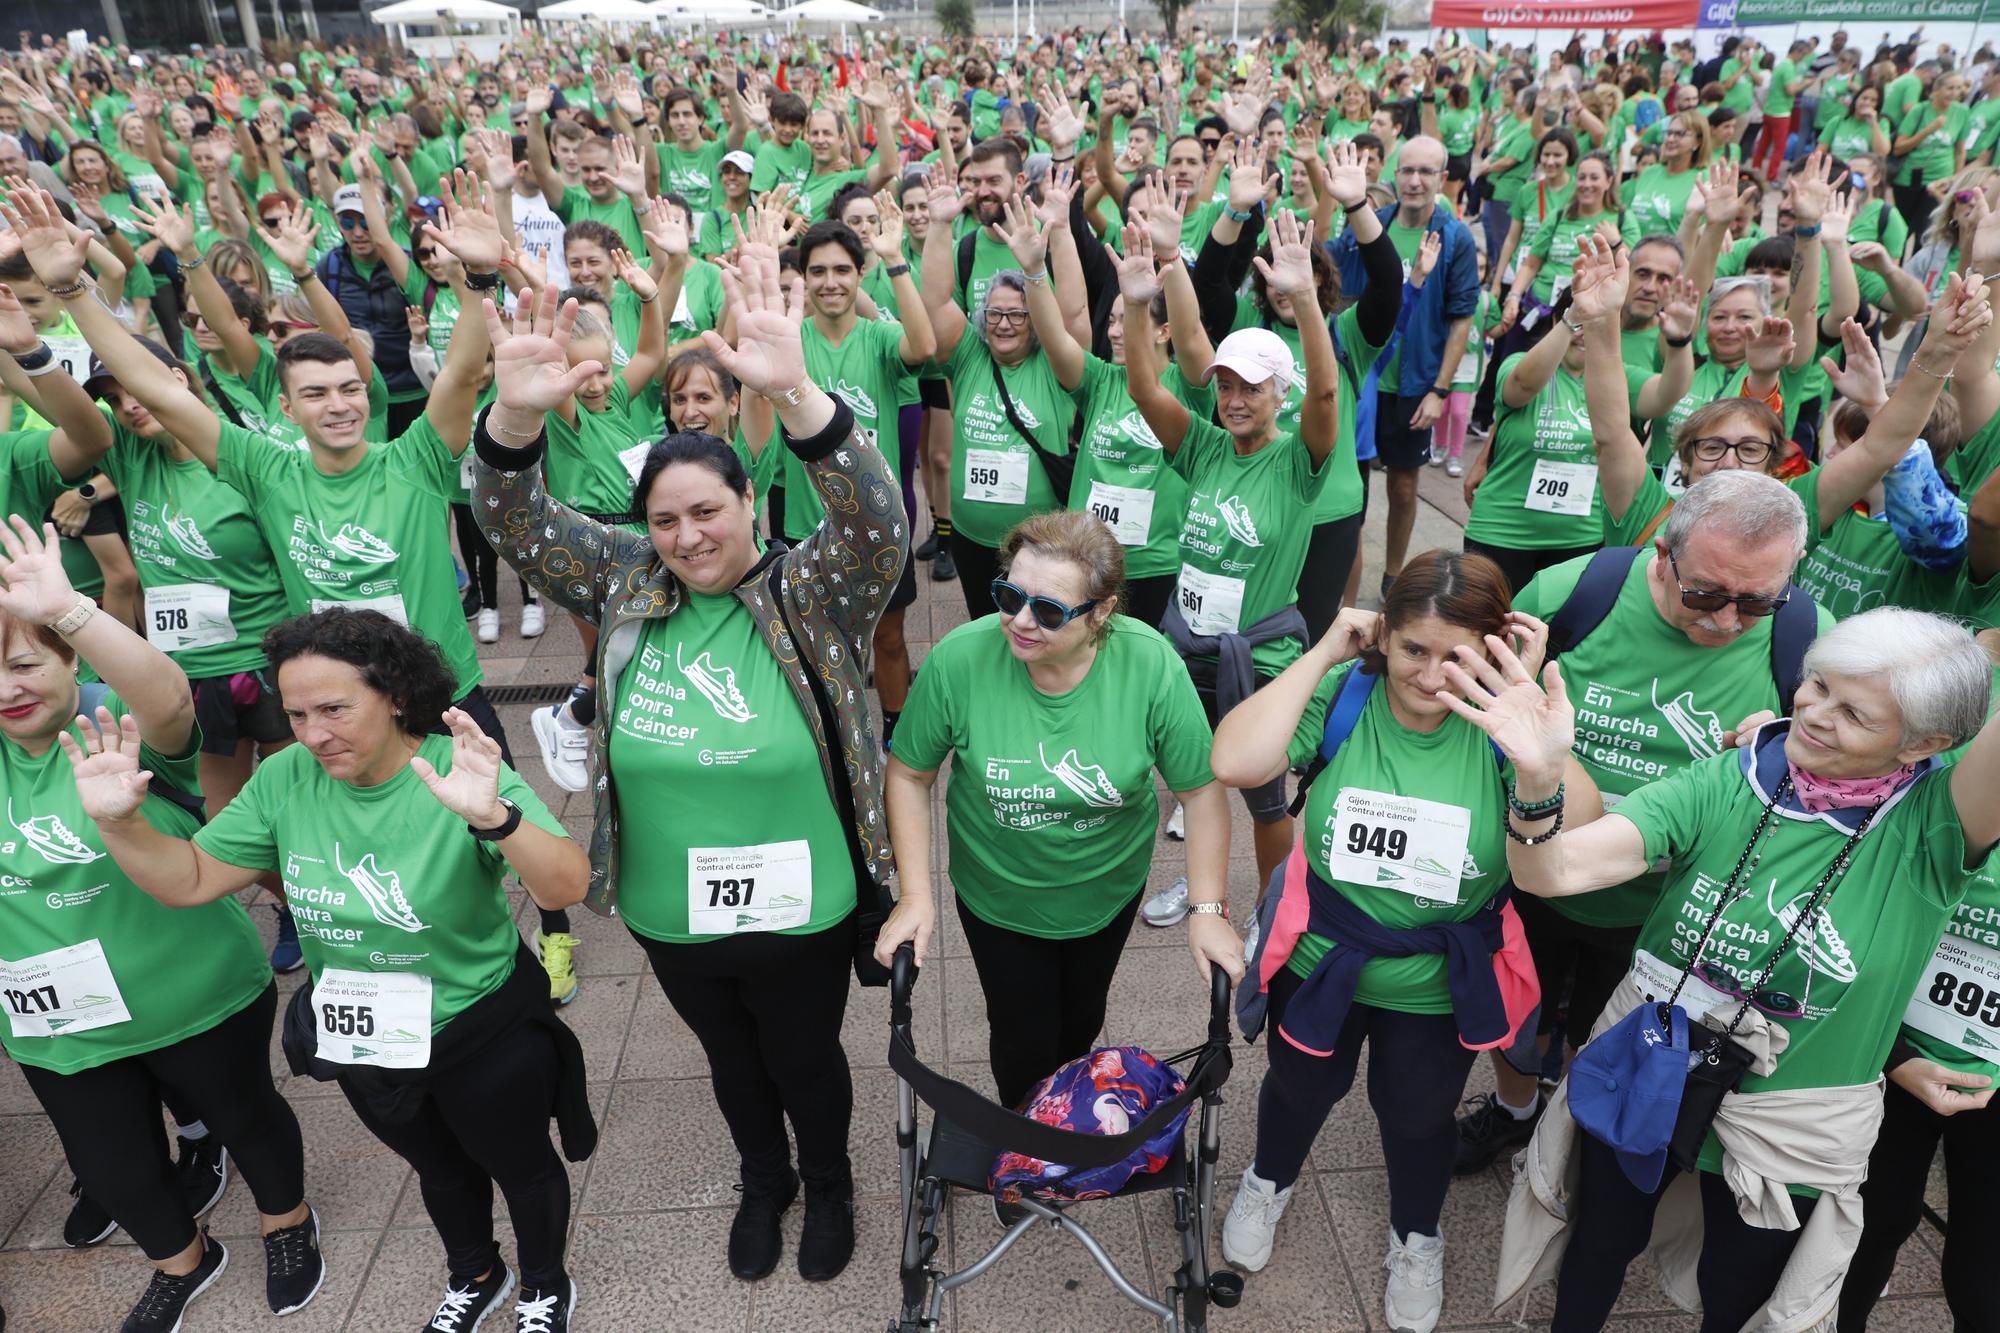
1514,892,1641,1050
1253,968,1475,1238
22,983,303,1261
452,502,532,611
956,891,1145,1110
1124,572,1177,631
949,530,1003,622
1554,1130,1817,1332
1463,539,1601,598
1894,177,1936,244
340,1016,571,1287
1299,513,1364,645
633,914,856,1187
1842,1079,2000,1330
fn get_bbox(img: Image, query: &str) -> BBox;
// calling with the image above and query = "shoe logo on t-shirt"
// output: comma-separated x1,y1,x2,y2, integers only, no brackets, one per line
316,522,399,564
1216,493,1264,548
335,842,429,934
1039,743,1123,809
677,646,756,723
1114,410,1163,451
1651,680,1723,760
164,505,217,560
1767,877,1858,984
6,801,102,865
830,378,879,421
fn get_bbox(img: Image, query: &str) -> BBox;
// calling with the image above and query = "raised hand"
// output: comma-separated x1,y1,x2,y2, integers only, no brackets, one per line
742,84,772,131
1037,162,1078,233
871,188,906,260
1436,638,1576,789
128,196,198,261
641,197,691,260
1567,230,1627,324
1115,224,1161,304
524,83,553,118
1323,138,1369,208
700,245,807,401
0,283,38,354
1658,274,1701,343
1252,208,1316,300
1700,159,1755,230
60,709,155,826
1035,82,1084,150
1410,229,1441,287
1220,88,1262,137
1745,315,1797,375
611,68,643,120
408,707,509,826
427,168,505,271
502,230,549,291
1819,316,1886,410
924,160,966,225
260,204,319,275
997,192,1046,270
480,287,604,417
1787,149,1835,226
0,515,83,625
609,134,646,196
1925,269,1994,361
611,246,659,302
1964,182,2000,271
1226,135,1265,213
0,186,91,292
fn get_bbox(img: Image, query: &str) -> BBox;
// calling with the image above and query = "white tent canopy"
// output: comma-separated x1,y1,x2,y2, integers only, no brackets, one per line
368,0,517,19
651,0,771,23
368,0,520,58
775,0,883,21
537,0,661,21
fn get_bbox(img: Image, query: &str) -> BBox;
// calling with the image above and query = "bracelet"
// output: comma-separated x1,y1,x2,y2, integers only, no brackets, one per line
1023,268,1050,286
1050,153,1076,165
768,381,808,409
1187,901,1229,920
1508,781,1565,817
42,276,89,299
463,269,502,292
1664,331,1694,349
48,598,95,638
1792,222,1822,239
1225,205,1255,222
1503,803,1565,846
1561,315,1584,337
1342,198,1370,214
180,252,206,271
1910,359,1955,381
9,341,52,371
293,267,319,284
634,288,658,304
489,416,544,442
884,262,911,278
21,358,65,377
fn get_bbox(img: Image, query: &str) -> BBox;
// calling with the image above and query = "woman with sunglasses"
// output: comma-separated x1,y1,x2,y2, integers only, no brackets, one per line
1459,602,2000,1332
876,509,1239,1113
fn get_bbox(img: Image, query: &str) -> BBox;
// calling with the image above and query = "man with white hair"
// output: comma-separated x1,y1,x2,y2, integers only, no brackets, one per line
1453,469,1834,1170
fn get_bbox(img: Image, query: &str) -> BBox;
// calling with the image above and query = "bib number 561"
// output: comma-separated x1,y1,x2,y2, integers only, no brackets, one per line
321,1002,375,1037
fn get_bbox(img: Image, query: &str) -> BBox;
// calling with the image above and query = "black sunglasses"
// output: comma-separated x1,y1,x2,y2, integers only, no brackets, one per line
991,579,1099,630
1667,552,1790,617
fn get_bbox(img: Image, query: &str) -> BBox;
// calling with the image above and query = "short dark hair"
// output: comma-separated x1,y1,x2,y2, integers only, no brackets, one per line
1361,549,1513,676
800,220,865,273
630,431,751,516
214,276,269,335
769,92,809,126
274,331,358,390
263,609,456,737
1745,235,1793,272
966,137,1023,177
662,86,698,116
564,219,622,254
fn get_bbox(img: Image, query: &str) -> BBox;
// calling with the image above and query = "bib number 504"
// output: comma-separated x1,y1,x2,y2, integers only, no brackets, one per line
707,876,756,908
321,1002,375,1037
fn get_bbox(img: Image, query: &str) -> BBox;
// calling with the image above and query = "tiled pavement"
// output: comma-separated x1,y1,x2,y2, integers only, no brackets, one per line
0,468,1959,1330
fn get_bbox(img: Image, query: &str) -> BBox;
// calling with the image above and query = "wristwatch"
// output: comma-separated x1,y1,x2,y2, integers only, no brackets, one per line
76,481,100,504
884,262,911,278
1427,386,1450,400
468,797,524,842
1187,901,1229,919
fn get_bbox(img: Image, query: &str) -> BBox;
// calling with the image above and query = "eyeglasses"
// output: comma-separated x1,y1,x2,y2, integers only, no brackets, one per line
414,249,438,264
259,215,287,229
991,579,1100,630
269,319,317,334
1395,165,1441,178
1667,552,1791,617
1688,435,1777,465
983,308,1030,327
337,213,367,230
1694,957,1809,1018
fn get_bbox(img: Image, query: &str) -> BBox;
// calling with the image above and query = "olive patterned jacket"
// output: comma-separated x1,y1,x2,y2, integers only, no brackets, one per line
470,398,907,923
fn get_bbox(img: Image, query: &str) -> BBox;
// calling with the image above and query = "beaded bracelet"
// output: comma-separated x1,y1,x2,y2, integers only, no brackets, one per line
1504,803,1565,846
1507,782,1565,818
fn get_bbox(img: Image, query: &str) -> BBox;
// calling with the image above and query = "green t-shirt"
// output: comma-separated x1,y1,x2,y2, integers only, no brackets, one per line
1510,549,1835,927
1617,742,1971,1126
1378,221,1431,393
1621,164,1699,246
103,420,289,679
1526,210,1613,306
1965,99,2000,162
0,429,71,520
203,343,308,448
196,736,564,1032
1817,114,1882,162
1901,857,2000,1077
781,317,909,540
1896,101,1971,186
214,415,483,698
1436,105,1478,156
1657,358,1812,462
1795,505,1974,622
1762,59,1802,116
895,616,1214,938
1169,413,1330,677
1226,302,1378,524
1603,466,1819,554
656,137,730,214
749,135,811,195
1883,72,1924,130
554,185,651,261
797,167,868,225
1490,118,1538,203
955,229,1025,313
607,594,857,943
1069,356,1204,581
941,333,1076,548
0,696,269,1074
1465,355,1646,551
544,378,647,519
1508,178,1573,258
400,269,462,363
1283,663,1511,1005
1719,59,1760,116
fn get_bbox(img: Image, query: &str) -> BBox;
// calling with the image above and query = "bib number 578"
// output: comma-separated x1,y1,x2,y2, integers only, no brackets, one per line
321,1002,375,1037
154,607,190,633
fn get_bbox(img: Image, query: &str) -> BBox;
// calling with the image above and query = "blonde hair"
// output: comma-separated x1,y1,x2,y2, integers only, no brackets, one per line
1000,510,1127,641
1925,166,1999,252
1668,110,1712,167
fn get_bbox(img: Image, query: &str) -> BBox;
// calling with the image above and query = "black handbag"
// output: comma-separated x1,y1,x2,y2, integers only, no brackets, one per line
991,360,1075,503
1665,1023,1758,1172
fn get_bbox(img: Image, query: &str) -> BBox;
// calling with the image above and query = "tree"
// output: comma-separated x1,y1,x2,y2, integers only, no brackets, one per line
1153,0,1193,38
1271,0,1387,41
936,0,974,40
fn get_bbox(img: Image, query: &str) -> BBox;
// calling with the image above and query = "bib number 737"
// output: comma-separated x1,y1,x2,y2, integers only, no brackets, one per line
687,841,814,935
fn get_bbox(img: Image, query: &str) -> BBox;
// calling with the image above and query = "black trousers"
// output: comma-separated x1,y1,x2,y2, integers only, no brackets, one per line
1253,967,1476,1238
1554,1130,1817,1332
1124,572,1177,632
1514,891,1641,1050
452,502,533,611
948,530,1004,622
1299,513,1364,646
1842,1079,2000,1330
956,891,1144,1110
440,684,514,767
1463,539,1601,598
340,1016,572,1287
633,914,856,1187
21,983,304,1261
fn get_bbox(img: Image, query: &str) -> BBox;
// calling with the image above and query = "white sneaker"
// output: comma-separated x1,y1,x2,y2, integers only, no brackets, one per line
1445,458,1464,478
1384,1227,1446,1333
1220,1167,1294,1272
531,703,591,792
476,608,501,644
1166,802,1185,841
520,600,546,638
1140,876,1190,928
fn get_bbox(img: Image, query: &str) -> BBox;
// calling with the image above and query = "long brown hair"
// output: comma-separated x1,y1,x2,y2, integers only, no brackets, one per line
1361,549,1512,675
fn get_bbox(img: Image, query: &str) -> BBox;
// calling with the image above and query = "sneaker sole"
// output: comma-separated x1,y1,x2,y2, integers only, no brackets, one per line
270,954,306,975
529,710,589,794
531,931,581,1007
1141,907,1189,928
165,1241,229,1333
188,1150,230,1220
464,1267,517,1331
270,1211,325,1316
64,1215,118,1248
1219,1237,1272,1273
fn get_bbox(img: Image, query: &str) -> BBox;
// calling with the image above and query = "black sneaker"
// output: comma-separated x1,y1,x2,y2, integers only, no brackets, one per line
263,1207,325,1315
423,1261,513,1332
121,1234,227,1333
514,1276,577,1333
931,544,958,583
1452,1091,1543,1176
914,530,941,561
63,1177,117,1247
798,1167,855,1281
727,1168,798,1280
174,1135,229,1220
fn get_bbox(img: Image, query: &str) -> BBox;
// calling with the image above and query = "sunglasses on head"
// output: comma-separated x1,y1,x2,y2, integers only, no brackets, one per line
991,579,1099,630
1667,552,1790,617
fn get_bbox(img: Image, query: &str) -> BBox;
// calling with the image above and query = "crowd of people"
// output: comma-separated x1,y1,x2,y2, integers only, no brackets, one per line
0,17,1998,1333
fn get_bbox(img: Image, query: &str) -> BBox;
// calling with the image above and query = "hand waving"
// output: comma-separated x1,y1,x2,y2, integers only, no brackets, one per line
0,516,84,626
409,707,509,826
701,245,808,400
0,186,91,291
60,710,155,826
1567,231,1627,325
481,287,604,417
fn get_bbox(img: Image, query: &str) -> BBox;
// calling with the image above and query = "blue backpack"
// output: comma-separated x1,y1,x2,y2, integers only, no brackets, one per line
1287,667,1502,818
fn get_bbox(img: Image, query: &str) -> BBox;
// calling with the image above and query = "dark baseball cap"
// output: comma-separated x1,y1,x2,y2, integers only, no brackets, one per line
83,335,182,398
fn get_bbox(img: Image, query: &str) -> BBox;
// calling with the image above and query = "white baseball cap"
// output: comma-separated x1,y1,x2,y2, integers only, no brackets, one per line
720,149,755,174
1202,328,1296,391
332,183,366,216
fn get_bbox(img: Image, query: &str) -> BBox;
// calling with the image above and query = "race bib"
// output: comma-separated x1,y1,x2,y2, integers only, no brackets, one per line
963,447,1029,504
310,592,409,626
1904,935,2000,1062
1325,788,1472,905
311,968,432,1070
45,336,92,386
144,582,235,654
687,841,813,935
620,440,652,484
1085,481,1155,546
1525,459,1597,516
0,939,132,1039
459,451,477,491
1175,564,1247,637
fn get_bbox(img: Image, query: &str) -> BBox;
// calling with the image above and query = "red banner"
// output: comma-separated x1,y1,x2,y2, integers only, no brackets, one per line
1427,0,1696,25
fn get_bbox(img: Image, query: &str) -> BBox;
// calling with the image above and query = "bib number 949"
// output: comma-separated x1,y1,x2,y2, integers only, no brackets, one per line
1345,823,1408,861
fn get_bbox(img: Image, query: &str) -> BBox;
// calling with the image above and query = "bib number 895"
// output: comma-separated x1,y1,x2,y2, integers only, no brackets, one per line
707,876,756,908
321,1003,375,1037
1928,971,2000,1027
154,608,190,632
1345,823,1407,860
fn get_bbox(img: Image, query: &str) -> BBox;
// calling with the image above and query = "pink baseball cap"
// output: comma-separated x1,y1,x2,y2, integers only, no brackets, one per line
1202,327,1296,391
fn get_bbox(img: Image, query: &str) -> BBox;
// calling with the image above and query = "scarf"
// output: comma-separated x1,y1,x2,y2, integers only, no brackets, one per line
1786,759,1917,814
